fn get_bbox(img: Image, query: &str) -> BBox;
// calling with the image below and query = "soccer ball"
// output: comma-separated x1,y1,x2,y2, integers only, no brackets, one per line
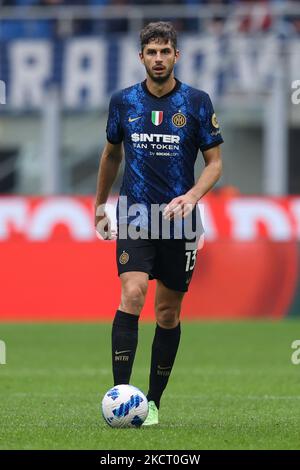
101,384,148,428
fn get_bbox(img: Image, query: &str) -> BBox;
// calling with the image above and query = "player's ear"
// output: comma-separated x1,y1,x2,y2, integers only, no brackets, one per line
139,51,144,64
174,49,180,63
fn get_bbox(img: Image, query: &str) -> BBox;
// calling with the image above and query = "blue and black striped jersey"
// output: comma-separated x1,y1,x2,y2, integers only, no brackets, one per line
106,79,223,237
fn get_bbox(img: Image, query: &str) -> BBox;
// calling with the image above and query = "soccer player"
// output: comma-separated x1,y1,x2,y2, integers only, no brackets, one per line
95,21,223,426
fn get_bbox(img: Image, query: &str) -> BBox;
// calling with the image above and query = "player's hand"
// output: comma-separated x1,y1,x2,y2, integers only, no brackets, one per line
95,206,117,240
163,193,198,220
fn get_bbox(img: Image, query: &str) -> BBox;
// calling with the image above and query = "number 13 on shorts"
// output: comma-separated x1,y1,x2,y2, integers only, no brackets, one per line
185,249,197,272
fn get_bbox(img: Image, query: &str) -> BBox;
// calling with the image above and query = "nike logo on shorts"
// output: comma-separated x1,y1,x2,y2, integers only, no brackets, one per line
115,350,131,355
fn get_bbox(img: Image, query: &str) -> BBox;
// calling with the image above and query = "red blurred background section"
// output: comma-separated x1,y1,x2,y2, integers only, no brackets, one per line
0,195,299,321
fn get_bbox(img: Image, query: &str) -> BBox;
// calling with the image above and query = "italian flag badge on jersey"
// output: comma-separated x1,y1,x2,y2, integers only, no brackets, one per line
151,111,163,126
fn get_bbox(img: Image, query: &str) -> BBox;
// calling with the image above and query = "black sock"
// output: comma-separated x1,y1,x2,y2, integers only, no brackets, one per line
147,322,181,409
111,310,139,386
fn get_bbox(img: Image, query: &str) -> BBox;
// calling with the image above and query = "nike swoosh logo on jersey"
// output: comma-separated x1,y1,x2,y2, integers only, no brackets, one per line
158,365,172,370
115,350,131,355
128,116,142,122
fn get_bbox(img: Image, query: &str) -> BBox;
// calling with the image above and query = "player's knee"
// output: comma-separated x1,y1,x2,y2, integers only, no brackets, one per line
120,283,147,315
155,304,180,329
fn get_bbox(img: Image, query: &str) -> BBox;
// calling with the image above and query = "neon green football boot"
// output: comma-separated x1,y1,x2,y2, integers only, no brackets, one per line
143,400,159,426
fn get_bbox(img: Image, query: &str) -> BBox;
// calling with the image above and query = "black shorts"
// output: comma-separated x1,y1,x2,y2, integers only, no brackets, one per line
116,232,199,292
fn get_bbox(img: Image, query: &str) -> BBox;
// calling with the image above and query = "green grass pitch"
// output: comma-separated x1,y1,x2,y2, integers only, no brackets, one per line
0,321,300,450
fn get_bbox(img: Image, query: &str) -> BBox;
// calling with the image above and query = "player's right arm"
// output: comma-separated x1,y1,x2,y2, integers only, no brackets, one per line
94,141,123,239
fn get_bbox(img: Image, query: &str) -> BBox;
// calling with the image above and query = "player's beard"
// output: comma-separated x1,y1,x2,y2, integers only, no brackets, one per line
145,64,174,84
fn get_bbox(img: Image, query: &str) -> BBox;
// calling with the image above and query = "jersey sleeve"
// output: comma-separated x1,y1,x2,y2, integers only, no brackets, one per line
106,92,123,144
197,92,224,152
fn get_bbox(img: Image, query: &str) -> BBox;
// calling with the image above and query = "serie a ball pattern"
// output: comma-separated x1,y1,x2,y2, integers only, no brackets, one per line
101,384,149,428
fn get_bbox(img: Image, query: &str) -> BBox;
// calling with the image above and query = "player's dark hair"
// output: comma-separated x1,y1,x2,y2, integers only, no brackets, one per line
140,21,177,52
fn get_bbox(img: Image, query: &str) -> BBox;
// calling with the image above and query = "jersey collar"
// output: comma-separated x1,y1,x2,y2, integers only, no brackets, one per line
141,78,181,99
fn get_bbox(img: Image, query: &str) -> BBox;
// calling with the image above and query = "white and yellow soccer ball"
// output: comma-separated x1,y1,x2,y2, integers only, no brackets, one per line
101,384,148,428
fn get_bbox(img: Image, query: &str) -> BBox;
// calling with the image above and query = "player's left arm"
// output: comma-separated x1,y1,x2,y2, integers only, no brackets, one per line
187,144,222,201
163,144,222,220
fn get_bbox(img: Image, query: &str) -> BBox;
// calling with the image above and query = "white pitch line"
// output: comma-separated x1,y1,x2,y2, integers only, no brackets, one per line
168,394,300,400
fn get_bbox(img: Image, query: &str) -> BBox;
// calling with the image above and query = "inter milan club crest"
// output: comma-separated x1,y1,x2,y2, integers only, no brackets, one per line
151,111,163,126
119,250,129,265
172,112,187,128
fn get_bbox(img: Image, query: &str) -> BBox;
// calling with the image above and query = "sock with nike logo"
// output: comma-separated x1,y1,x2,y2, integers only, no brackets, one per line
111,310,139,386
147,322,181,409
